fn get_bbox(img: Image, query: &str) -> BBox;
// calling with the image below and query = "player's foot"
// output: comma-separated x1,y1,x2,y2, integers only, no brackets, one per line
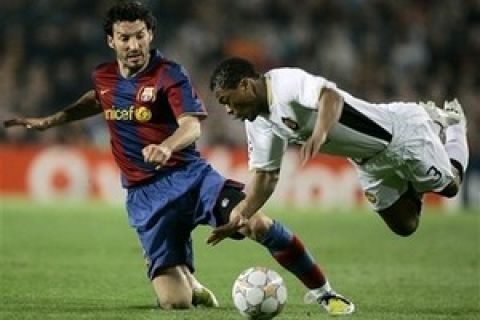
419,100,461,143
192,285,220,308
443,98,466,127
304,289,355,315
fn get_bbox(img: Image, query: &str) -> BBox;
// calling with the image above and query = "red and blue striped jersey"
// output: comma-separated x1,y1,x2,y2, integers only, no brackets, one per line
92,50,207,187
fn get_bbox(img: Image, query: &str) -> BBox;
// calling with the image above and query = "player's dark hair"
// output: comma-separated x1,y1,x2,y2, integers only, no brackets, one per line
103,1,156,36
210,57,260,91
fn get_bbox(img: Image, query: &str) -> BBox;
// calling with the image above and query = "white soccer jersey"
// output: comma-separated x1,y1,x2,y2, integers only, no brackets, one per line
245,67,454,211
246,68,396,171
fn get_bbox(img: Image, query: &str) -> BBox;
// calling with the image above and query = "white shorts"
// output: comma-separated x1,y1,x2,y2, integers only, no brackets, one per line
354,103,454,211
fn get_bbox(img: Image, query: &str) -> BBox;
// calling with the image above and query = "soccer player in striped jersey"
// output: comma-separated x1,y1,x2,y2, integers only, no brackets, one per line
208,57,468,308
4,1,354,315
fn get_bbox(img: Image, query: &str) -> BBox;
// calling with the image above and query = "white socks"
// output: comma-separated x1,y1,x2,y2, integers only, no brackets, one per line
445,123,469,174
304,281,332,304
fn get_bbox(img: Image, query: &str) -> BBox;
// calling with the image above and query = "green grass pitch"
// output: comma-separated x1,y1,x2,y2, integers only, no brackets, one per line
1,198,479,320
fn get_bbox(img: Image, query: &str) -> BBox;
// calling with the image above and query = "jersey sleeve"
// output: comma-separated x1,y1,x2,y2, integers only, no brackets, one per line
245,118,287,171
91,68,100,102
297,70,337,110
164,64,207,120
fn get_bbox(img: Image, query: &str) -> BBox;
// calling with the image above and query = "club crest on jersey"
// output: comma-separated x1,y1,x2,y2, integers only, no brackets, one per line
137,86,156,102
282,117,299,131
135,106,152,122
364,191,377,204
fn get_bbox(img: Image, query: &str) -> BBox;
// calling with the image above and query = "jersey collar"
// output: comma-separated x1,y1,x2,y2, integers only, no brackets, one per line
120,49,163,79
265,74,273,109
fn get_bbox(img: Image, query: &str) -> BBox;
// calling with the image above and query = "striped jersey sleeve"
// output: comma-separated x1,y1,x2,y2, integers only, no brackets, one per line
163,64,207,119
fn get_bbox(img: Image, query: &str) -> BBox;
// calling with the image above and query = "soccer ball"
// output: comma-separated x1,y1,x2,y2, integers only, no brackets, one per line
232,267,287,320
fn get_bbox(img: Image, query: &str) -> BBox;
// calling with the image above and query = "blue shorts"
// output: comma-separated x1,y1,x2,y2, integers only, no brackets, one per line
126,159,242,279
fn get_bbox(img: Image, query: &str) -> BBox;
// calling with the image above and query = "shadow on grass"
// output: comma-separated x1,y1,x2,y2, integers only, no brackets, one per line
125,304,158,311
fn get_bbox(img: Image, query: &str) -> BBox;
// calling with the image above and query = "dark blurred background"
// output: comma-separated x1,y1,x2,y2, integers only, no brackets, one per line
1,0,479,204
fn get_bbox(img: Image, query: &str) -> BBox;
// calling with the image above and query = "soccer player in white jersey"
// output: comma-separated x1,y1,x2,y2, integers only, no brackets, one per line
207,57,469,252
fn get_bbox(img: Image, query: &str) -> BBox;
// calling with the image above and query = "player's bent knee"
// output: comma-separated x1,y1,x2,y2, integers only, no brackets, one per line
152,266,193,309
244,213,273,241
438,181,459,198
381,212,419,237
379,196,421,237
391,218,419,237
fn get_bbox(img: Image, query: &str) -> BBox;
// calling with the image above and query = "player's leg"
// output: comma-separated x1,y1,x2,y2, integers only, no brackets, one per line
376,99,467,236
151,266,193,309
213,185,354,315
356,162,423,237
153,265,219,308
378,183,423,236
140,219,196,309
180,266,219,307
214,186,328,290
420,98,468,197
246,214,354,315
374,140,454,236
382,158,465,237
437,99,469,197
127,182,213,309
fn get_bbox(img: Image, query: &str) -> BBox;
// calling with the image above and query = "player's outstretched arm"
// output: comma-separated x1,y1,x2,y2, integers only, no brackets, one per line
239,169,280,219
300,88,343,165
207,169,280,245
3,90,102,130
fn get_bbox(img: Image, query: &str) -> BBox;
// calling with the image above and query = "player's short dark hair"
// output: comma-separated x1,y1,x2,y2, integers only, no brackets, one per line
209,57,260,91
103,1,156,36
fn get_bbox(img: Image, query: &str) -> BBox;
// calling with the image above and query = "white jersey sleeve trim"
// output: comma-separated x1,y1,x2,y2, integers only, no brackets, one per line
246,118,287,171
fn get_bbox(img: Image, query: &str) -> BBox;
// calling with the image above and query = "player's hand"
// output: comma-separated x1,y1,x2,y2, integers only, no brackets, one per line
300,131,327,166
142,144,172,169
207,209,247,246
3,117,54,131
